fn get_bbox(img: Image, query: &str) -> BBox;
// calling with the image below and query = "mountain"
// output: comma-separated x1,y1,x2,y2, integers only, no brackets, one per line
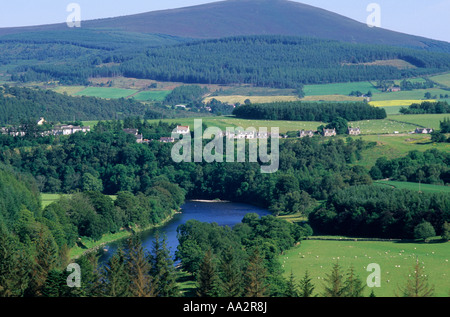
0,0,449,52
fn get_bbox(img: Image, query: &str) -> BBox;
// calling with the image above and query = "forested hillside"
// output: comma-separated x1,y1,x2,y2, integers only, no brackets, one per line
119,36,450,88
3,35,450,88
0,85,159,125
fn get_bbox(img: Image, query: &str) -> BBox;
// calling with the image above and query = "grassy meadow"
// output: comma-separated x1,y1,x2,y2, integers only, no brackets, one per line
74,87,138,99
282,239,450,297
374,180,450,194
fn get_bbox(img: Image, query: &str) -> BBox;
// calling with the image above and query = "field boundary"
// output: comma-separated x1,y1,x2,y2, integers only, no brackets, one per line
306,237,404,242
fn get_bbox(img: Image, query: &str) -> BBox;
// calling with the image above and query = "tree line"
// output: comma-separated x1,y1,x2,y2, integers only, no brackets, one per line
232,101,387,122
399,101,450,114
309,185,449,239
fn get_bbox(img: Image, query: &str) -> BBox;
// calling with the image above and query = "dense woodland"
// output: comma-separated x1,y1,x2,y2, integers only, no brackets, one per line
399,101,450,114
232,101,387,122
3,35,450,88
309,185,449,239
0,85,164,125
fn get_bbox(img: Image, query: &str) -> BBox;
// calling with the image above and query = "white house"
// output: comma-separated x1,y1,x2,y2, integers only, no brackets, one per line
176,126,190,135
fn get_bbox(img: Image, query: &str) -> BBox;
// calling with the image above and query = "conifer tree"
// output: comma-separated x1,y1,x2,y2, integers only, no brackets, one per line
0,227,31,297
196,248,220,297
219,246,243,297
244,248,268,297
342,265,366,297
149,232,179,297
299,270,315,297
397,259,435,297
101,248,130,297
29,227,59,296
284,271,299,297
125,235,157,297
322,262,346,297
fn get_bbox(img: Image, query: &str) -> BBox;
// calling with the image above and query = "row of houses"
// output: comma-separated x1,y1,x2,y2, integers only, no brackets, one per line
158,126,362,142
1,123,91,137
300,127,361,138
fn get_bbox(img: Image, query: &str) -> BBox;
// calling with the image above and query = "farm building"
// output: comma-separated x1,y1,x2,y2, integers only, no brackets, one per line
176,126,190,134
348,127,361,135
323,128,336,137
299,130,315,138
160,137,175,143
414,128,433,134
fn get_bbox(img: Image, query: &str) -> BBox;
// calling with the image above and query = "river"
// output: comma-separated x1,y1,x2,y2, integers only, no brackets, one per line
98,200,270,265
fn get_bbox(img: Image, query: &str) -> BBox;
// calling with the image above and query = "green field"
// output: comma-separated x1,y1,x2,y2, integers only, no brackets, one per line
282,239,450,297
430,73,450,88
370,88,449,101
74,87,138,99
388,114,448,129
357,134,450,168
133,90,172,101
374,180,450,193
303,82,377,96
41,193,67,208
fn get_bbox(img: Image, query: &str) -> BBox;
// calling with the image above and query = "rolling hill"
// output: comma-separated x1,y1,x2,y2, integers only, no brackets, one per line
0,0,449,53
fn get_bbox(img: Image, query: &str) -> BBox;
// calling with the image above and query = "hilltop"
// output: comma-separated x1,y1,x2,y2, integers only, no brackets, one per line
0,0,449,52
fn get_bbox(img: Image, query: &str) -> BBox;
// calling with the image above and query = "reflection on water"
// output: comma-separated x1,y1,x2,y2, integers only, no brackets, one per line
98,200,270,265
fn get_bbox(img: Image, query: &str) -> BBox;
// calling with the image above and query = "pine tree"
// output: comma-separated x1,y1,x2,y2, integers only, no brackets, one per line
101,248,130,297
219,246,243,297
29,227,59,296
397,259,435,297
0,227,31,297
196,248,220,297
244,248,268,297
299,270,315,297
284,271,299,297
125,235,157,297
342,265,366,297
149,232,179,297
322,262,346,297
41,269,67,297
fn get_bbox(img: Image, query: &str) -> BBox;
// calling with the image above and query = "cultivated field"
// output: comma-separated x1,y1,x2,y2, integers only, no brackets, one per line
132,90,172,101
374,180,450,194
74,87,138,99
430,72,450,88
303,81,377,96
282,238,450,297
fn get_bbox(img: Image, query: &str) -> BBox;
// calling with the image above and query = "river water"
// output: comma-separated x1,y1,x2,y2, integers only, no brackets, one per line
98,200,270,265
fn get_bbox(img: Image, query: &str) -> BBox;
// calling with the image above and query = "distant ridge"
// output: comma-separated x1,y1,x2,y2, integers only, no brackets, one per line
0,0,449,52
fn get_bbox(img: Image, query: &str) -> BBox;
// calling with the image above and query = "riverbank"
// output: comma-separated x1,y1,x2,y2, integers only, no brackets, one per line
69,209,178,259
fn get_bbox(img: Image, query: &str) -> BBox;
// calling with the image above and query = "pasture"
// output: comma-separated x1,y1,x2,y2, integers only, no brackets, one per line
374,180,450,194
430,72,450,88
303,82,377,96
74,87,138,99
282,238,450,297
133,90,172,101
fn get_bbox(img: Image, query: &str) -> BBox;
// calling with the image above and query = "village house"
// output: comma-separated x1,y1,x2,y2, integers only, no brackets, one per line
323,128,337,137
123,128,144,143
159,136,175,143
415,128,433,134
299,130,315,138
53,125,91,136
347,127,361,135
176,126,190,135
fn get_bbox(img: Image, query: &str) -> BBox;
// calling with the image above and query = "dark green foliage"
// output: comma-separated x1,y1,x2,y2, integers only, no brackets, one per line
371,149,449,184
400,101,450,114
164,85,208,106
309,185,449,239
120,36,450,88
0,85,151,126
414,221,436,241
232,101,386,122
